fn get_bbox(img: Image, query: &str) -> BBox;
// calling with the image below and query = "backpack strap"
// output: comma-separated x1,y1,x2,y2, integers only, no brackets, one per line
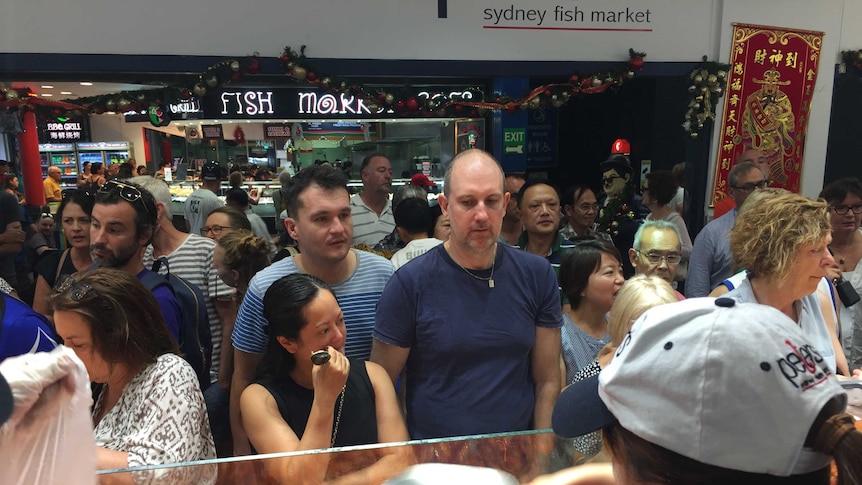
138,269,171,294
151,256,171,277
0,293,5,341
54,249,70,284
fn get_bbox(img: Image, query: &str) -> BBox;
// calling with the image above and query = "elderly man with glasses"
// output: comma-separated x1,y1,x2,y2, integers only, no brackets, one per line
686,160,768,297
629,220,686,300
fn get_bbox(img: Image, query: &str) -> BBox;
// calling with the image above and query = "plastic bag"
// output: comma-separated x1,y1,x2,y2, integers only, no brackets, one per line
0,347,96,484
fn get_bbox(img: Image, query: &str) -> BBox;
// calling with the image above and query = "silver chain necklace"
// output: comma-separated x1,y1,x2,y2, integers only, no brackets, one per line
452,245,497,288
331,384,347,447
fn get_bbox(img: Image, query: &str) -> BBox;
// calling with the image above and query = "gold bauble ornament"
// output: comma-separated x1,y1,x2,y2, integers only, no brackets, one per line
292,66,307,80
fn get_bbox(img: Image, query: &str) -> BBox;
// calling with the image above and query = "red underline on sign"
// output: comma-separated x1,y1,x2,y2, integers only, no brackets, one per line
483,25,654,32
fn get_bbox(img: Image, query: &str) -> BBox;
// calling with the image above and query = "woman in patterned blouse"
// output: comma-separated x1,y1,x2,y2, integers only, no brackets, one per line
50,268,215,484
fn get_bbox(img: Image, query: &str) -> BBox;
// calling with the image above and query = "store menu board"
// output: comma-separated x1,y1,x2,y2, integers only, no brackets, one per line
201,125,224,139
264,124,292,138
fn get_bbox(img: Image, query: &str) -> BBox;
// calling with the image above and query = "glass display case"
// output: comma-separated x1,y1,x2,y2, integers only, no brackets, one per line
166,179,443,232
98,430,605,484
39,143,78,189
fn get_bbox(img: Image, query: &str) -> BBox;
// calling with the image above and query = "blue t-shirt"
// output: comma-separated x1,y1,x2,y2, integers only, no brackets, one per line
374,244,563,439
0,294,57,360
232,250,394,360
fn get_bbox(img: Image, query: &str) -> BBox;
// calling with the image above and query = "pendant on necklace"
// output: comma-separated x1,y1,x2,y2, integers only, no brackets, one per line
489,279,494,288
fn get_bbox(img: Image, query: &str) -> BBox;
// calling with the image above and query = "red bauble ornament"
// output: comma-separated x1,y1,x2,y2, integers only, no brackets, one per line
544,89,552,96
569,75,579,83
52,108,63,116
247,60,260,75
454,105,464,115
307,71,317,82
630,56,644,70
506,106,517,115
182,89,191,99
232,71,241,81
470,109,479,117
395,100,406,113
280,54,290,63
405,97,419,112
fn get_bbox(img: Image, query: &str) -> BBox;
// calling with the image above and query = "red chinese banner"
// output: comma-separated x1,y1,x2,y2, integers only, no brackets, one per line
711,23,824,204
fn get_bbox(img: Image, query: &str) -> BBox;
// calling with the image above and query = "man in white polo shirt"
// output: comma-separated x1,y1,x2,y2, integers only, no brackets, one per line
350,153,394,246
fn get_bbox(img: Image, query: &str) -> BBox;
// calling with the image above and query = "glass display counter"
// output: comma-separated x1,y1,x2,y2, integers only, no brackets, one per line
166,179,442,232
98,430,603,484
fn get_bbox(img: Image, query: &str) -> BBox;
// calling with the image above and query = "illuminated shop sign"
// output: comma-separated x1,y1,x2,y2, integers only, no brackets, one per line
203,88,475,120
297,92,371,115
219,91,275,116
39,117,88,143
169,99,201,114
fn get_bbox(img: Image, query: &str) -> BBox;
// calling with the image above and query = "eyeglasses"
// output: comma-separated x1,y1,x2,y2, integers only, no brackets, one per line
575,203,599,212
732,179,769,194
635,249,682,265
602,175,623,187
200,225,228,237
97,180,152,221
53,274,95,300
831,204,862,215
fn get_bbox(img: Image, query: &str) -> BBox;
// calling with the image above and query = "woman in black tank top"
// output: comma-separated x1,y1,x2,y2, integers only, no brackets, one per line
240,274,410,483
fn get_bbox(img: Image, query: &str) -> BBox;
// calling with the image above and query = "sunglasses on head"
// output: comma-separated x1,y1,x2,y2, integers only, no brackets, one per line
53,274,95,300
97,180,152,220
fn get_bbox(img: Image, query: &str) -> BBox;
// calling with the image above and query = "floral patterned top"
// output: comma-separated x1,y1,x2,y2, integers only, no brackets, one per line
93,353,215,484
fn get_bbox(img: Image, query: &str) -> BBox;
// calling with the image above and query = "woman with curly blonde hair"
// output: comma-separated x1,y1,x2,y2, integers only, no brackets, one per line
726,191,849,375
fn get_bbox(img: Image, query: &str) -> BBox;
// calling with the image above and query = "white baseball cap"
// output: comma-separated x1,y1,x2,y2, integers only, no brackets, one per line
552,297,847,477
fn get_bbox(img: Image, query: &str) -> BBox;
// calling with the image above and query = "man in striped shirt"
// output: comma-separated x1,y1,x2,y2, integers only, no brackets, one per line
230,164,394,455
133,176,236,456
350,153,395,246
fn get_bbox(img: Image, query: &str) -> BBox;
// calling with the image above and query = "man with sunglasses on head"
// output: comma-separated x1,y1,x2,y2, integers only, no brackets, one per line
90,180,182,342
686,160,768,297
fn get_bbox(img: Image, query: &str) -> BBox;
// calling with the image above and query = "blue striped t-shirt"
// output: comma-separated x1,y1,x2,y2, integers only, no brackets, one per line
231,249,394,360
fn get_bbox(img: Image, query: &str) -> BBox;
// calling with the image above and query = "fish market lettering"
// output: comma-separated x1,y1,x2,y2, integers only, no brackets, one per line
220,91,275,116
298,92,371,115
